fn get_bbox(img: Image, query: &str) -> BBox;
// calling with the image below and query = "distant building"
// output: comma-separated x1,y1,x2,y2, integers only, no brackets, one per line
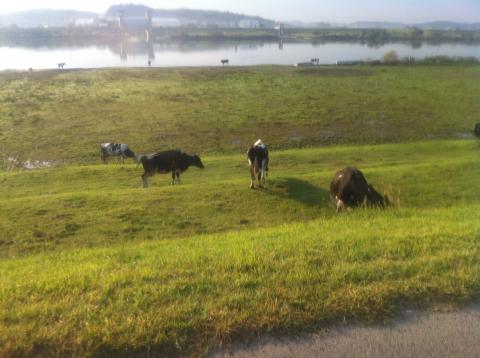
118,10,152,31
152,17,181,28
238,19,260,28
74,18,96,27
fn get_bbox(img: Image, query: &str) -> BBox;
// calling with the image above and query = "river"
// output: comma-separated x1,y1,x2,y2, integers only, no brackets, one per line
1,40,479,70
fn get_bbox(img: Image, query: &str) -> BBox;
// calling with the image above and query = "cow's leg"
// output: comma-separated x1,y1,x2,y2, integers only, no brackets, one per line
259,159,266,187
249,165,255,189
171,169,176,185
335,196,346,212
175,171,181,184
142,172,149,188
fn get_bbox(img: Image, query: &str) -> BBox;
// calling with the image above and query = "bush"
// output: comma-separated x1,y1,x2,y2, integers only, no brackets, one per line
382,50,398,64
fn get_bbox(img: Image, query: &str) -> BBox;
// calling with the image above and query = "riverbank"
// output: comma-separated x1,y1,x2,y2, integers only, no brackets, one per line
1,65,479,164
1,27,480,45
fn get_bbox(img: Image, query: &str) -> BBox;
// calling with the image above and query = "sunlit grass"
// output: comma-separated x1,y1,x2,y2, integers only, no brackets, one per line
0,66,479,163
1,205,479,356
0,139,479,356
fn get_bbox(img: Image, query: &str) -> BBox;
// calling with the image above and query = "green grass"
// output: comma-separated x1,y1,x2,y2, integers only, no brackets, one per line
1,139,478,257
1,66,479,356
0,139,479,356
1,66,479,163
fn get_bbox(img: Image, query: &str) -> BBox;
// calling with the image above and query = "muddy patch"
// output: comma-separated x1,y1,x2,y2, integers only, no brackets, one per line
296,67,373,77
454,132,474,139
3,157,56,170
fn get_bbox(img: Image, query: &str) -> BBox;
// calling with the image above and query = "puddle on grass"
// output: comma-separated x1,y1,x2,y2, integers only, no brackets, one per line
5,157,56,170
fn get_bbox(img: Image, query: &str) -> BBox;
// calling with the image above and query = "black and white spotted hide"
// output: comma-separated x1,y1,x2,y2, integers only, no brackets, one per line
247,139,269,189
100,143,136,163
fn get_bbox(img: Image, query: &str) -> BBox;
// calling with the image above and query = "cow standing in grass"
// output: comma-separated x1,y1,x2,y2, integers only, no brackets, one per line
247,139,269,189
330,167,388,212
100,143,137,164
474,123,480,138
140,150,204,188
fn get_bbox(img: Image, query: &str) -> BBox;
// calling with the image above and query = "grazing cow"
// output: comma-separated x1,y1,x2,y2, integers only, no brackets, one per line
330,167,388,212
474,123,480,138
58,63,66,69
221,59,229,65
247,139,269,189
140,150,204,188
100,143,137,164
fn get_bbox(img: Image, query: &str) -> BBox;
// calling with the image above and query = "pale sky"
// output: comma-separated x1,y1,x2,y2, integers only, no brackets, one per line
1,0,479,23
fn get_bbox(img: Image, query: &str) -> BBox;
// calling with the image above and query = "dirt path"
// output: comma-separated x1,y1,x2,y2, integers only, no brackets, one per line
213,305,480,358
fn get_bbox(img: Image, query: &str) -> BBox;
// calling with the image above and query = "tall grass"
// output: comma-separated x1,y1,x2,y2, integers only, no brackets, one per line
1,206,479,356
1,66,479,162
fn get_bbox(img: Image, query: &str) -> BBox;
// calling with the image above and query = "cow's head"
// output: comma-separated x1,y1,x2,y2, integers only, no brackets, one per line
192,155,204,169
366,185,387,208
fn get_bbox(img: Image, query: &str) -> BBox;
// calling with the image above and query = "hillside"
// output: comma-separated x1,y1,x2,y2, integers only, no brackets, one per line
1,139,479,356
0,66,479,165
105,4,275,28
0,9,98,28
347,21,480,30
0,65,479,356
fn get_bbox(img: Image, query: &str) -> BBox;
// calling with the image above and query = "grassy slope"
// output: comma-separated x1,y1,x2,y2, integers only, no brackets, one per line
1,140,478,257
0,66,479,163
1,139,479,356
1,66,479,356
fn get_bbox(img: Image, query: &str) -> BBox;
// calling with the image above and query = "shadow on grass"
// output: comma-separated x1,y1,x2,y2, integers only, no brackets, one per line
266,177,331,207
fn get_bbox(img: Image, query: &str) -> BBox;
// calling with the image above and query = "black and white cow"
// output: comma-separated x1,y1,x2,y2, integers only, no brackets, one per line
140,150,204,188
247,139,269,189
100,143,137,164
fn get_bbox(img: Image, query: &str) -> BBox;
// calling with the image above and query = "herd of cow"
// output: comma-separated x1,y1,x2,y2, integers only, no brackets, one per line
100,140,390,212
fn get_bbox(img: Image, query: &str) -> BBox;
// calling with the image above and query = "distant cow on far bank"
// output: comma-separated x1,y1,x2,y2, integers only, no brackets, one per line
221,59,229,65
58,63,66,69
140,150,204,188
100,143,137,163
330,167,388,212
247,139,269,189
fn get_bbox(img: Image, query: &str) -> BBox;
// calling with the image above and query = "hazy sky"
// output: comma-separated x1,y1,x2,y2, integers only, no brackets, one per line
1,0,479,23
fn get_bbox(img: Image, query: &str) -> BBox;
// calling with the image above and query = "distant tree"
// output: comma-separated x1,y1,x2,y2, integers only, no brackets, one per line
408,27,424,38
383,50,398,64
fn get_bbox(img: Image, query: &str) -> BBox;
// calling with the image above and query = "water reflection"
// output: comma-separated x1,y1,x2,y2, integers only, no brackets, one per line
0,37,479,70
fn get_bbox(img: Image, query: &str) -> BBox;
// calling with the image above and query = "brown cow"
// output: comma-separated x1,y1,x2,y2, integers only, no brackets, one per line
140,150,204,188
330,167,388,212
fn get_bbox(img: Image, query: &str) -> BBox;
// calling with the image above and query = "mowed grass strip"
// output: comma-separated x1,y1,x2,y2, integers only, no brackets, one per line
1,65,479,163
0,205,479,357
1,140,478,257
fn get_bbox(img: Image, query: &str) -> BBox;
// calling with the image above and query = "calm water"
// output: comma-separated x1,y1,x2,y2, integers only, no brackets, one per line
1,41,479,70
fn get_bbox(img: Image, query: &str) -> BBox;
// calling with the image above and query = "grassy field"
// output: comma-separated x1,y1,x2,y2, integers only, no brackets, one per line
1,139,478,257
1,66,479,164
0,66,479,356
1,139,479,356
